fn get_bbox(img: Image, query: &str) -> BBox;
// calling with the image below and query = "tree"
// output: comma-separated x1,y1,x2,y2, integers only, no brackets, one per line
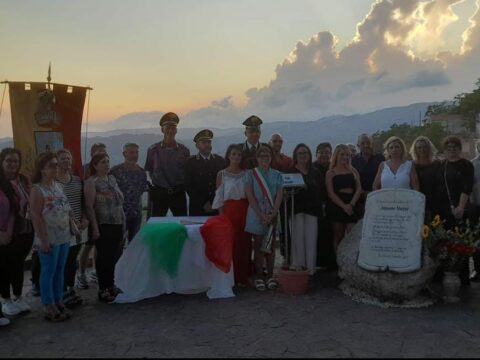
372,122,451,155
455,79,480,133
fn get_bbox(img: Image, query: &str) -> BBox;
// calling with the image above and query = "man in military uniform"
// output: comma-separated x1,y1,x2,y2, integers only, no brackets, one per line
239,115,269,169
144,112,190,217
185,129,226,216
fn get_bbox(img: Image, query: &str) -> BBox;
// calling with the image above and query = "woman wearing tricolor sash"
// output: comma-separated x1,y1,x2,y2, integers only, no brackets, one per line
244,146,283,291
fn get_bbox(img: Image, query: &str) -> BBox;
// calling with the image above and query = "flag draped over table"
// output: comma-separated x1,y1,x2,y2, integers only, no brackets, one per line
8,81,87,176
200,215,234,273
141,222,188,278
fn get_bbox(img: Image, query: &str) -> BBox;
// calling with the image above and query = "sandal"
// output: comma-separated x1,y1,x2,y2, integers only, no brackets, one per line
56,303,73,319
98,289,116,303
255,279,266,291
266,278,278,290
44,307,67,322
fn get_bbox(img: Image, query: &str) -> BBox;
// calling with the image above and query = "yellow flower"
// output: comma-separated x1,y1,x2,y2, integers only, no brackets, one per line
431,215,441,228
422,225,430,239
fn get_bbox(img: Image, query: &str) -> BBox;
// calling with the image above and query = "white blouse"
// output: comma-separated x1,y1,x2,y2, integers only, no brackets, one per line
380,160,412,189
212,169,246,209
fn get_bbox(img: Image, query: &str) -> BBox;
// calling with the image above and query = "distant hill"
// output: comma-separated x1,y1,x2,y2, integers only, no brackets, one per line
0,102,434,167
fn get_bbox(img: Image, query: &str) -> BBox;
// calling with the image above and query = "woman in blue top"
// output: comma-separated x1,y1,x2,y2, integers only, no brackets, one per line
244,146,283,291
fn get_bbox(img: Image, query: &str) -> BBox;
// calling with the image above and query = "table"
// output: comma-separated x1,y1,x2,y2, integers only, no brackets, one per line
114,217,235,303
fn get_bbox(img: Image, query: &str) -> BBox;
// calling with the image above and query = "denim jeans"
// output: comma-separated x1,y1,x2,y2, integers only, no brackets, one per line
38,243,70,305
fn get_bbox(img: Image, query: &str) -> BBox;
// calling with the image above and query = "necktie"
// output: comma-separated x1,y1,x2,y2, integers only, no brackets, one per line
251,145,256,153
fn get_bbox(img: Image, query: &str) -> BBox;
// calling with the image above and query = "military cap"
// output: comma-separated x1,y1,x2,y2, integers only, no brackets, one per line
194,129,214,143
243,115,263,129
159,112,180,127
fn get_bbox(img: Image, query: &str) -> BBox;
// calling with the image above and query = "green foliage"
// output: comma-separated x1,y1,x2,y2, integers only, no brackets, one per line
425,101,459,117
371,122,451,155
424,79,480,133
455,79,480,132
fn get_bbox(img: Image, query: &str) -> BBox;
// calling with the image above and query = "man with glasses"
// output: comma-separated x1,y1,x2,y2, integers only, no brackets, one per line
145,112,190,217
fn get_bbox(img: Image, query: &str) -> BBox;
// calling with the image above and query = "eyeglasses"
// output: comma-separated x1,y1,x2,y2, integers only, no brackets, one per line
47,163,59,168
258,155,271,159
297,151,309,155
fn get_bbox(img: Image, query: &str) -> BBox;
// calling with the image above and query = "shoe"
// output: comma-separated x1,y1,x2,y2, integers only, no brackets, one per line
254,279,266,291
1,300,22,316
76,273,89,289
89,271,98,283
56,303,73,319
43,306,67,322
98,289,115,303
63,289,83,308
31,284,40,297
266,278,278,290
0,317,10,326
13,297,31,313
109,286,123,297
470,273,480,282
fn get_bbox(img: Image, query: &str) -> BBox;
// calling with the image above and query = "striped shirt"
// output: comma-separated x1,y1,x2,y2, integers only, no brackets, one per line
58,175,83,221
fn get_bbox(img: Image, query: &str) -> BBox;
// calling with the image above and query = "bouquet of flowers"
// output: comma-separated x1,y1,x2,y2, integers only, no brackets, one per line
422,215,480,272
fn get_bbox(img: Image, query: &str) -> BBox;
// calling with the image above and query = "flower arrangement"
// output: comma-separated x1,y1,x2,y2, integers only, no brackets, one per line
422,215,480,273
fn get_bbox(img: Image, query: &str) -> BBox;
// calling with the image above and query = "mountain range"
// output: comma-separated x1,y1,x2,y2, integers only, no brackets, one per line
0,102,434,167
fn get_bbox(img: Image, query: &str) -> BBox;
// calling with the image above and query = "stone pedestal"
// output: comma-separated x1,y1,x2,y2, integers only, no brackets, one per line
337,220,437,307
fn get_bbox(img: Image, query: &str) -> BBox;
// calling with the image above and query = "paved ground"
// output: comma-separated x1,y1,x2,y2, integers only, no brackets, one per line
1,267,480,358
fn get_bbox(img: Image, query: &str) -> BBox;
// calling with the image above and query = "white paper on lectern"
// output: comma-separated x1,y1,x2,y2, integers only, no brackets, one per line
282,173,306,188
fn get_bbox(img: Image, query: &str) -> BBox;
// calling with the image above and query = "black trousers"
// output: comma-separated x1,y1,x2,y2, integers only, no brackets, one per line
316,215,337,270
149,187,187,217
0,233,34,299
95,224,124,291
64,244,81,288
126,217,142,243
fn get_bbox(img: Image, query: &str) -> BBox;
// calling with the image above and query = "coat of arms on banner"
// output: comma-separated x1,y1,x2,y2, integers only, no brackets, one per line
34,88,63,127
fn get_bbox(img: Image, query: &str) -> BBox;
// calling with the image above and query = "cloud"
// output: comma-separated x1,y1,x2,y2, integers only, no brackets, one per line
186,0,480,127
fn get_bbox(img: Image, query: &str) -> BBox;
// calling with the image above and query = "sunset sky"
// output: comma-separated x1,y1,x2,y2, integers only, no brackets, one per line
1,0,479,136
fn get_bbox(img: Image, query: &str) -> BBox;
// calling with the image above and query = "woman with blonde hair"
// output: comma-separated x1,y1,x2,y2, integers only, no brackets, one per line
409,136,439,223
373,136,419,191
326,144,362,251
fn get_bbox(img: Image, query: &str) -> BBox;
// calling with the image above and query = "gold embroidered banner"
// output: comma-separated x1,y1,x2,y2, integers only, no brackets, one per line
8,82,87,176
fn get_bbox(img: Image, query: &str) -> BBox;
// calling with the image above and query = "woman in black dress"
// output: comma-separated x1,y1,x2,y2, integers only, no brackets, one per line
432,135,474,284
409,136,439,224
326,144,362,252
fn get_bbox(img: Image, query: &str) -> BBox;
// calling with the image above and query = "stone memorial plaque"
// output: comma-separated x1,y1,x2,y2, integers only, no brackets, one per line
357,189,425,273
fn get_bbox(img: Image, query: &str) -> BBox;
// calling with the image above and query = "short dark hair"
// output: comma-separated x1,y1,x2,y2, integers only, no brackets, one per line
442,135,462,150
316,142,332,154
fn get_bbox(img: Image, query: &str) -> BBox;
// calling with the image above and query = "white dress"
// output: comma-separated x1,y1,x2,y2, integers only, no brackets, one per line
212,170,246,209
380,160,412,189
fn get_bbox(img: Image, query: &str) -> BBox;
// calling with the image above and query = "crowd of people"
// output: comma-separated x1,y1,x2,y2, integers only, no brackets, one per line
1,111,479,326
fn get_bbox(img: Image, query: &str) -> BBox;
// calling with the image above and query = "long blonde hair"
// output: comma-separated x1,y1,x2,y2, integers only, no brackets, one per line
409,136,437,162
329,144,352,171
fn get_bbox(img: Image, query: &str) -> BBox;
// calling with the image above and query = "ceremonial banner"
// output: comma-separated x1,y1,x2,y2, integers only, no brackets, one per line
8,82,87,176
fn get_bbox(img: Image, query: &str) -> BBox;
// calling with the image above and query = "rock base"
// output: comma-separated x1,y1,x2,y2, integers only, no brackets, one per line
337,220,437,307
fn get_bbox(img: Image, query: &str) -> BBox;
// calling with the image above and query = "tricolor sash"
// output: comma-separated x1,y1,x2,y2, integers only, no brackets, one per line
252,167,279,254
